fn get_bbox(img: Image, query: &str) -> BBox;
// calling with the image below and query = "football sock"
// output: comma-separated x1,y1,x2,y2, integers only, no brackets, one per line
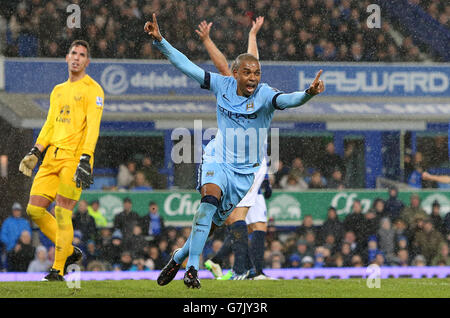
26,204,57,243
174,231,191,264
250,230,266,274
53,206,74,273
230,220,250,275
185,201,217,270
211,227,232,266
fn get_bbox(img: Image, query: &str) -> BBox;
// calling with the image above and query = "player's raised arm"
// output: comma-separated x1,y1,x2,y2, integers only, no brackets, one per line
196,21,231,76
422,172,450,184
144,14,205,85
247,16,264,60
274,70,325,109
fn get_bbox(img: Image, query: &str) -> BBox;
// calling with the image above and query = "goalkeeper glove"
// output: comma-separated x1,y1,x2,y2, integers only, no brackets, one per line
261,179,272,199
19,146,42,177
73,154,94,189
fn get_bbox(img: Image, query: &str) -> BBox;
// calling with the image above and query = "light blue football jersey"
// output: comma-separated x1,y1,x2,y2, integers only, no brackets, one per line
201,72,281,175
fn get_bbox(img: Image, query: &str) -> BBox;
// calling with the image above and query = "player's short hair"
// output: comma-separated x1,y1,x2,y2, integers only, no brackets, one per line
68,40,90,58
231,53,259,72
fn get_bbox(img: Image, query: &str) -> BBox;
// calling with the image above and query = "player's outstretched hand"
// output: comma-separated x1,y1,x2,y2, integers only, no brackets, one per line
306,70,325,96
196,20,212,42
144,13,162,42
250,16,264,36
421,171,431,181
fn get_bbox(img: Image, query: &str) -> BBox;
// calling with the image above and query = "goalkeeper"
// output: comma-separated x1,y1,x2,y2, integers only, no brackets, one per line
19,40,104,281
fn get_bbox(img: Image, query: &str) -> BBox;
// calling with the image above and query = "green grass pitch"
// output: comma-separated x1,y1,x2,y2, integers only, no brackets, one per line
0,278,449,298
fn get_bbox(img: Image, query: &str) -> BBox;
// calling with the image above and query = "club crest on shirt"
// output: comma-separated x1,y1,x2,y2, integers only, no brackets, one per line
206,171,214,177
56,105,71,123
246,101,254,112
96,96,104,107
74,95,82,101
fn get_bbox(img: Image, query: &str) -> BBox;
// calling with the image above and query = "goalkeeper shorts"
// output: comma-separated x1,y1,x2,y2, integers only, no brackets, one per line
30,146,82,201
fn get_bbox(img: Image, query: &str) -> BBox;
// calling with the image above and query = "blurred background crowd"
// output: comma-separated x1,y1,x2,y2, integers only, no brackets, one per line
1,185,449,273
0,0,448,61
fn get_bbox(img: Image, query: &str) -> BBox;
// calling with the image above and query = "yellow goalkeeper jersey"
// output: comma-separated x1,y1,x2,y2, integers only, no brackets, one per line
36,74,104,159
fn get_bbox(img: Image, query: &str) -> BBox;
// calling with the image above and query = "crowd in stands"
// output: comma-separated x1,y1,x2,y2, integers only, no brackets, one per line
1,0,448,61
108,136,445,192
1,185,449,273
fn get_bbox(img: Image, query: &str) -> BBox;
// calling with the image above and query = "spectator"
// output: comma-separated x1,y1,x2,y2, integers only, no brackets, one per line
400,194,428,230
431,242,450,266
140,201,165,240
83,240,99,268
372,252,386,267
288,239,312,265
339,242,353,267
113,197,141,242
280,174,308,191
444,210,450,240
342,230,361,255
364,210,379,240
308,171,326,189
369,198,388,224
384,186,405,222
430,200,444,234
130,171,153,191
301,255,314,268
88,200,108,228
87,260,107,272
377,218,395,262
116,251,133,271
146,245,165,270
327,168,345,189
320,206,344,244
412,254,427,267
343,200,366,245
343,141,364,188
7,230,35,272
319,142,345,180
27,245,51,273
141,156,166,189
123,225,148,258
117,160,137,189
288,157,307,180
296,214,316,238
0,202,31,252
99,229,123,266
413,220,445,264
73,200,97,244
351,254,364,267
394,248,410,266
272,159,290,189
130,256,151,271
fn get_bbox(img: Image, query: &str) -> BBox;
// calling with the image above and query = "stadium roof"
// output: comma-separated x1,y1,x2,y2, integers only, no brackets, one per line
1,92,449,131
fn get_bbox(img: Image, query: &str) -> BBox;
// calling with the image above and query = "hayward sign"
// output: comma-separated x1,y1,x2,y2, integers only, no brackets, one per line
80,190,450,226
4,59,450,97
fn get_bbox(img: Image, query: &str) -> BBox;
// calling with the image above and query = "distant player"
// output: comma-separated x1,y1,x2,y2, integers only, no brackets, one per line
145,13,324,289
194,17,274,280
19,40,104,281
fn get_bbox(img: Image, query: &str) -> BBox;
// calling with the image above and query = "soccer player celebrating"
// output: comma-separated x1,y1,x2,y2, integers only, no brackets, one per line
19,40,104,281
195,17,274,280
145,13,324,289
